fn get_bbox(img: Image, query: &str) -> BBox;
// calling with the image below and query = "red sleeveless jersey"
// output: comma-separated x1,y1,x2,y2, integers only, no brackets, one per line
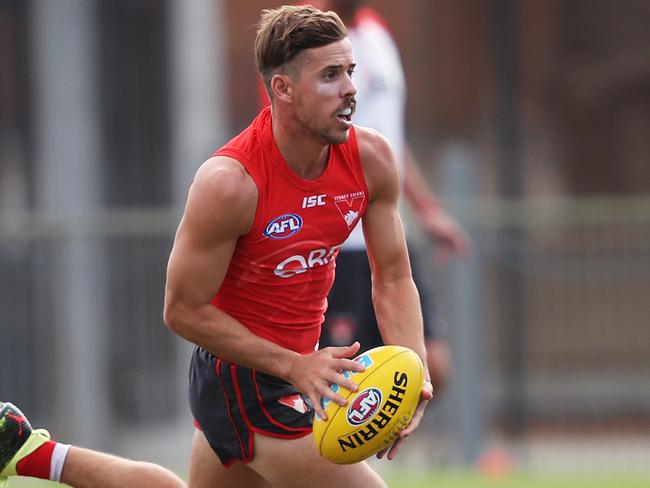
211,107,368,354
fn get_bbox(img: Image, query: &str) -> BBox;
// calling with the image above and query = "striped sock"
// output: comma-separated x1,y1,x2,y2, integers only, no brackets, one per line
16,441,70,482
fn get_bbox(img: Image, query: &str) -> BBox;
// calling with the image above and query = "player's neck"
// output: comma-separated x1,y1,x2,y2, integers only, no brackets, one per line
272,114,329,180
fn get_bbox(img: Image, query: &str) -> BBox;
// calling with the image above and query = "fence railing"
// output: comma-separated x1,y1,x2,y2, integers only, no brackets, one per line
1,196,649,463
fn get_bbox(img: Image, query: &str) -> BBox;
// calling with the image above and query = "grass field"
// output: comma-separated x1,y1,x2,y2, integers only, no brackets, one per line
383,470,650,488
6,470,650,488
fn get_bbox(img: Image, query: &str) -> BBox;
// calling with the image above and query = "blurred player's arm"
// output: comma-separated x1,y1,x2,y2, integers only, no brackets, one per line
163,156,363,419
403,143,470,261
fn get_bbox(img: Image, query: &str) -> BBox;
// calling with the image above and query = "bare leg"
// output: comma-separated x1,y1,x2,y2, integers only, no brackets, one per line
248,433,387,488
60,447,186,488
188,429,270,488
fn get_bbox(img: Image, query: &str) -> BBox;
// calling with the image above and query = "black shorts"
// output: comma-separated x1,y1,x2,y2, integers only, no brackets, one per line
188,347,314,466
321,246,440,350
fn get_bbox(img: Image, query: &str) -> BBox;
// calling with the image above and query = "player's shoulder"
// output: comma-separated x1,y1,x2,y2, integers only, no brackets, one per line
354,126,395,168
353,126,399,199
190,156,258,217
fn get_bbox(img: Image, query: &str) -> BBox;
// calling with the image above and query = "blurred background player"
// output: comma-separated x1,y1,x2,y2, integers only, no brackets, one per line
299,0,469,394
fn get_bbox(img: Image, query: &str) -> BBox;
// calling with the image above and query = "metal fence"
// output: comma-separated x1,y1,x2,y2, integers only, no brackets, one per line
1,197,650,467
0,209,181,448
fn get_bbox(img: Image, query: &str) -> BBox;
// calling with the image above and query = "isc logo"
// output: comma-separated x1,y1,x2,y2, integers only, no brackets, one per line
302,194,326,208
264,213,303,239
347,388,383,426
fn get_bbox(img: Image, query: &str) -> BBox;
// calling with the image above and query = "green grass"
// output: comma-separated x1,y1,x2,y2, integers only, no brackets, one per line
6,470,650,488
382,470,650,488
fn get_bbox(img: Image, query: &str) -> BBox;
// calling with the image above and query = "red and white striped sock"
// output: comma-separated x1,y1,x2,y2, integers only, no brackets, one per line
16,441,71,482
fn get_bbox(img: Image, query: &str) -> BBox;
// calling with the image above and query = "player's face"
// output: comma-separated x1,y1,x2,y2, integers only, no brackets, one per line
290,38,357,145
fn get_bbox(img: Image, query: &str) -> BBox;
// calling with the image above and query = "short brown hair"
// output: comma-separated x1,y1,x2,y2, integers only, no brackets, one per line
255,5,347,93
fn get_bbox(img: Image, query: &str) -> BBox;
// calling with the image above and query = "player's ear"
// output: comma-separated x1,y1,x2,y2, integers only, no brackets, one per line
270,74,293,103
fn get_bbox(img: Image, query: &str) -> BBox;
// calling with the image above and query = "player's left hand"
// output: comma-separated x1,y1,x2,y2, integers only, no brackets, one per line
375,379,434,461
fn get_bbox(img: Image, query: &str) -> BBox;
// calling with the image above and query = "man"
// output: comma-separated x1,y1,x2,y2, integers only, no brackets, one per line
164,4,432,487
281,0,469,393
1,6,432,488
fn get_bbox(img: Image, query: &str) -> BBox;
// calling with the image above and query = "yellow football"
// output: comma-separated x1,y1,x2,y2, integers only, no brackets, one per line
313,345,424,464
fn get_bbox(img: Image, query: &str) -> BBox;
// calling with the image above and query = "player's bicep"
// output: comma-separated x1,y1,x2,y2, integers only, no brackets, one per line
166,215,237,306
165,158,256,308
357,128,411,282
362,199,410,283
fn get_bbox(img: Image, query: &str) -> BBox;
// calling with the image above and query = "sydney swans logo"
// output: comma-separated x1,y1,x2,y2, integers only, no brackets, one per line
333,191,365,229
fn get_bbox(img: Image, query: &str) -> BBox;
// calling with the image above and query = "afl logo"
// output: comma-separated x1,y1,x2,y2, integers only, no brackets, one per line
347,388,383,426
264,213,303,239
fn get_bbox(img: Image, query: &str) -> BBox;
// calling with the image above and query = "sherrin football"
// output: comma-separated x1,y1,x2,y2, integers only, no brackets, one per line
313,345,424,464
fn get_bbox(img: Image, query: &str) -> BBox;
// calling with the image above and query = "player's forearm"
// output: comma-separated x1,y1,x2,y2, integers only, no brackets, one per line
371,276,430,380
164,301,299,380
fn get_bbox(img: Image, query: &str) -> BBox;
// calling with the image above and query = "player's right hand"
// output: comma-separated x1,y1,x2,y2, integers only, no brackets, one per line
287,341,366,421
376,378,434,460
